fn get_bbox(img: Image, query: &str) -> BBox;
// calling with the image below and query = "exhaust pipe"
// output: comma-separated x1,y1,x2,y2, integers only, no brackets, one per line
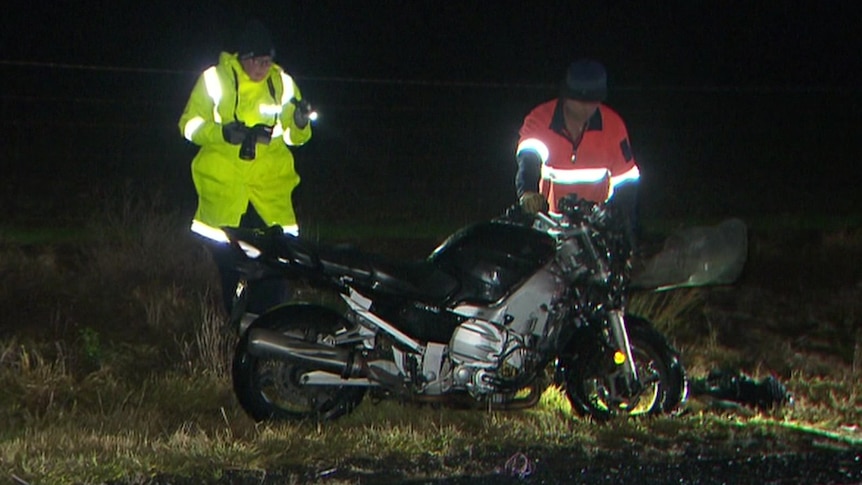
247,328,366,378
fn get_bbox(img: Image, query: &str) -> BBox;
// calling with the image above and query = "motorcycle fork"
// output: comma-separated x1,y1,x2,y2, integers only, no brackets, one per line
607,310,639,387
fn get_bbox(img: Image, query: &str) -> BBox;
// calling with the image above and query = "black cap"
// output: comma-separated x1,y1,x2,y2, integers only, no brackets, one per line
237,18,276,60
561,59,607,102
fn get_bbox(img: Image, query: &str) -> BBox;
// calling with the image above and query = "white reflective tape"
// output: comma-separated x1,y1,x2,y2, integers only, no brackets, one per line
190,220,229,243
607,165,640,200
259,103,282,116
517,138,550,164
183,116,205,141
203,67,223,123
541,166,610,184
238,241,261,259
280,71,299,145
610,165,641,188
279,71,295,105
192,219,298,242
271,121,284,138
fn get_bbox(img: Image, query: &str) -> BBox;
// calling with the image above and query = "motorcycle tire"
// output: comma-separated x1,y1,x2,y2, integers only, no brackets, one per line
232,304,367,422
563,315,686,421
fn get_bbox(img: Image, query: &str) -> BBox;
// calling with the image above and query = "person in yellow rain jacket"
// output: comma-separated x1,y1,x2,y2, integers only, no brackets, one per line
178,18,314,312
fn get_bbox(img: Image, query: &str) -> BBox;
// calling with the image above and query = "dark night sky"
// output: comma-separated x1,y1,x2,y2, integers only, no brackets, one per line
2,1,861,222
3,1,858,87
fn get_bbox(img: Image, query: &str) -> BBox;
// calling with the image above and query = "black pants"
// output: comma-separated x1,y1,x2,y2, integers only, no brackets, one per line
203,204,292,314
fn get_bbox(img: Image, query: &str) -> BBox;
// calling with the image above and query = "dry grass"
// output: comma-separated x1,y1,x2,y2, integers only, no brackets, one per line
1,200,860,484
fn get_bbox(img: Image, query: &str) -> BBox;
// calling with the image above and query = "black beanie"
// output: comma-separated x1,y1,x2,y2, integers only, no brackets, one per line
237,18,276,60
561,59,607,102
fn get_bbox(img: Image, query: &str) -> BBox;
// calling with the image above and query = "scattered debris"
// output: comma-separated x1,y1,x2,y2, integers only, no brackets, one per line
11,474,30,485
504,451,535,479
689,369,793,411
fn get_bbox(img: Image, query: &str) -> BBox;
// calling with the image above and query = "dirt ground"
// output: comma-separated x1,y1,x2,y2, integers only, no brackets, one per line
114,447,861,484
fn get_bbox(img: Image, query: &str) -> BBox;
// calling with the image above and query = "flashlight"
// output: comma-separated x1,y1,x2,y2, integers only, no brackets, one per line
291,97,318,123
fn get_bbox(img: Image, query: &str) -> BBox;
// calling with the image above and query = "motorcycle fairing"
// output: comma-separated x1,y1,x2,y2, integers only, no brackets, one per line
430,221,557,305
372,295,465,344
632,218,748,291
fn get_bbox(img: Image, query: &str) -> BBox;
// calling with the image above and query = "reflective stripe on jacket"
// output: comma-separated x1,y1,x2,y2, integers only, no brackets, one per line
178,52,312,229
516,100,638,211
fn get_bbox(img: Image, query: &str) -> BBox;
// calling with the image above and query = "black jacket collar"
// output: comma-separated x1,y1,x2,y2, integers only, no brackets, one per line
550,99,604,136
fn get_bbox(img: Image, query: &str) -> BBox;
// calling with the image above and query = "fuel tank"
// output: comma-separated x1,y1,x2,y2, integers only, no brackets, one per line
429,221,557,304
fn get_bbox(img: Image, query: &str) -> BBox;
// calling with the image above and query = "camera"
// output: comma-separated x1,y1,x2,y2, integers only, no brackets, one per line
238,124,274,161
239,133,256,160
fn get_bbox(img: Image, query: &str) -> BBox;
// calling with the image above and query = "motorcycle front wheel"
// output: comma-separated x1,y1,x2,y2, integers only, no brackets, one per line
562,315,686,420
232,305,367,422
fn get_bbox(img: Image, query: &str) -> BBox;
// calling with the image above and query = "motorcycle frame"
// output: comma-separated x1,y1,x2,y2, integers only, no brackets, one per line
226,207,645,405
533,211,641,395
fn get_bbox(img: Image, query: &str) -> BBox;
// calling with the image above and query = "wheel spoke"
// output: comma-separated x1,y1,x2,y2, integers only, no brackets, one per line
233,308,366,422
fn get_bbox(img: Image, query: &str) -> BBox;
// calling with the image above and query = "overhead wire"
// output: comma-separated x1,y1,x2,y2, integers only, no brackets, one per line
1,59,854,93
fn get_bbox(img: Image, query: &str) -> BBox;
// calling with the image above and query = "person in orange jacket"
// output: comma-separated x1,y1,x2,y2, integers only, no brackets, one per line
515,59,640,240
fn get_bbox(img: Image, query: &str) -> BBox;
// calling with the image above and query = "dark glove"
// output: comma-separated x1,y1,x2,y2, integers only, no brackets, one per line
291,98,313,128
249,124,274,145
222,122,249,145
519,191,548,214
515,151,542,198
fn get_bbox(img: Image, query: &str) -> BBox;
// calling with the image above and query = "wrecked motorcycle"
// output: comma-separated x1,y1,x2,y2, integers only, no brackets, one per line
214,194,687,422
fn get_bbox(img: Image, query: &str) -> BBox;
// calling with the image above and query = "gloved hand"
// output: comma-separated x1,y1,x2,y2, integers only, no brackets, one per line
292,98,313,128
519,191,548,214
249,124,274,145
222,121,249,145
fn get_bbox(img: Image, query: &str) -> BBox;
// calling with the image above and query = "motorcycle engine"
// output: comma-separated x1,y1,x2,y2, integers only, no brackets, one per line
448,319,527,396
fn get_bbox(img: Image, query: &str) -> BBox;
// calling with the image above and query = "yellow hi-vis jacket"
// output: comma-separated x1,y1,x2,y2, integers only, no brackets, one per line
178,52,311,234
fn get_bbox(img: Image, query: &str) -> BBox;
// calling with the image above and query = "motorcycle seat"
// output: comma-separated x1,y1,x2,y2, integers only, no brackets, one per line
316,244,459,304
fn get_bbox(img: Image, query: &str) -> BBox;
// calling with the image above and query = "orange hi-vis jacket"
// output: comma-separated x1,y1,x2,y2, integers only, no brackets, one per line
516,99,639,212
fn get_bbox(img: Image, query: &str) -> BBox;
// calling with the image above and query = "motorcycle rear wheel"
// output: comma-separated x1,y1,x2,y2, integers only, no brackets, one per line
232,305,367,422
563,315,685,420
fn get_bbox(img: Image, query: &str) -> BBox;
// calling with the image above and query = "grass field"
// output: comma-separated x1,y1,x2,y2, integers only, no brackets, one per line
1,193,860,484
